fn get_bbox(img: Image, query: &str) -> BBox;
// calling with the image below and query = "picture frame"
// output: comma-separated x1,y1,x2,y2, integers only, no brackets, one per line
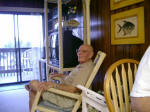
110,0,144,10
111,7,145,45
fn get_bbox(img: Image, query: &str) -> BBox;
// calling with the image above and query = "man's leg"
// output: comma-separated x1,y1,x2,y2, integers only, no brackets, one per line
25,80,40,111
42,92,76,108
131,97,150,112
29,89,36,111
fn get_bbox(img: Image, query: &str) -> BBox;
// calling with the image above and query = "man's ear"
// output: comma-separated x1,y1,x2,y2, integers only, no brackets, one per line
88,52,94,59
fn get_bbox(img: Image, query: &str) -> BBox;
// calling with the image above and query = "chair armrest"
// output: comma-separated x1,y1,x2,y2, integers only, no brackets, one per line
47,88,81,100
77,85,106,104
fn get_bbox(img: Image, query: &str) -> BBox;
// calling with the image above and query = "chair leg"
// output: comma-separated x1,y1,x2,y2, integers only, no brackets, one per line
82,96,88,112
31,91,42,112
72,100,82,112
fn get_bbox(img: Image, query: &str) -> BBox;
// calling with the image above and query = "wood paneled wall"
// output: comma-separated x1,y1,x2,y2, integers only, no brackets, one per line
90,0,150,91
0,0,150,91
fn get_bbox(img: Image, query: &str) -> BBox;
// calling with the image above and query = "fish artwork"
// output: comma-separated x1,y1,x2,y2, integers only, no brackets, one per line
117,20,135,36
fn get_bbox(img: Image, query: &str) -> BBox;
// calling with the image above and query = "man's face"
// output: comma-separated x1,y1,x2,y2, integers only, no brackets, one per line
77,45,93,64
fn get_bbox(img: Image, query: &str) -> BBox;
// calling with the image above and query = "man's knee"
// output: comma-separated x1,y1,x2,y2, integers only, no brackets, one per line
30,80,39,86
29,80,39,91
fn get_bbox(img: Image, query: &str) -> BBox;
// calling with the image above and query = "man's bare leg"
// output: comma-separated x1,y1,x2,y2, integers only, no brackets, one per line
29,89,36,111
25,80,40,111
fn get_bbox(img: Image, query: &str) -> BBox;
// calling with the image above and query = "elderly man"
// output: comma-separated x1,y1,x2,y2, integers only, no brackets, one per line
130,46,150,112
26,44,94,111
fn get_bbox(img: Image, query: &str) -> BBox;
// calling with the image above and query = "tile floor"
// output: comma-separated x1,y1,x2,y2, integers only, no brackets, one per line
0,88,29,112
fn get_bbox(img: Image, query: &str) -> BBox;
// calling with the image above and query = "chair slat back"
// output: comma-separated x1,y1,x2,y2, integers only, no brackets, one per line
104,59,139,112
85,51,106,88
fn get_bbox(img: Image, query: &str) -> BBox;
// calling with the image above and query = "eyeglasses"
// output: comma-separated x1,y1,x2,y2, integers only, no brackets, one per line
76,49,89,53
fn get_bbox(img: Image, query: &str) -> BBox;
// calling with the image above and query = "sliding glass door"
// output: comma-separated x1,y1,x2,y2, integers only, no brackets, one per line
0,13,44,84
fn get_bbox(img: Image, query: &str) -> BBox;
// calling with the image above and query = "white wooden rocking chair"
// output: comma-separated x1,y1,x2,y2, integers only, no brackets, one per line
31,51,106,112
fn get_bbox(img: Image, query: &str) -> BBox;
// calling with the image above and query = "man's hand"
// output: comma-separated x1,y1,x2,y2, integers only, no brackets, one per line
38,82,55,91
49,73,66,79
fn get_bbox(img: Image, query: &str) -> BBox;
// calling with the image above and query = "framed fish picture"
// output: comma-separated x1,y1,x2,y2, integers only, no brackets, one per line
111,7,145,45
110,0,144,10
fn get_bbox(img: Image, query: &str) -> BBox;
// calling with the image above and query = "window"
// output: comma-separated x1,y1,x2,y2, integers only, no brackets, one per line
0,13,44,84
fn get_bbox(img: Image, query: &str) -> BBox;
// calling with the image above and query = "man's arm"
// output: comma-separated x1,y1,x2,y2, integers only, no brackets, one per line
38,81,56,91
55,83,81,93
38,81,80,93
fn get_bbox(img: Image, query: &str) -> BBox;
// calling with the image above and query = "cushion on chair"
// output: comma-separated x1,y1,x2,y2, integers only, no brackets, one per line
39,100,73,112
42,91,76,108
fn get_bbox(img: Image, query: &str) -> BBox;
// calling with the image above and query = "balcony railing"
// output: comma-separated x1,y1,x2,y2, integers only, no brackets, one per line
0,48,33,84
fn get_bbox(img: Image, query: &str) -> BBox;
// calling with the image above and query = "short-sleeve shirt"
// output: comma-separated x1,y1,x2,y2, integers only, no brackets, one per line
62,60,94,86
130,46,150,97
